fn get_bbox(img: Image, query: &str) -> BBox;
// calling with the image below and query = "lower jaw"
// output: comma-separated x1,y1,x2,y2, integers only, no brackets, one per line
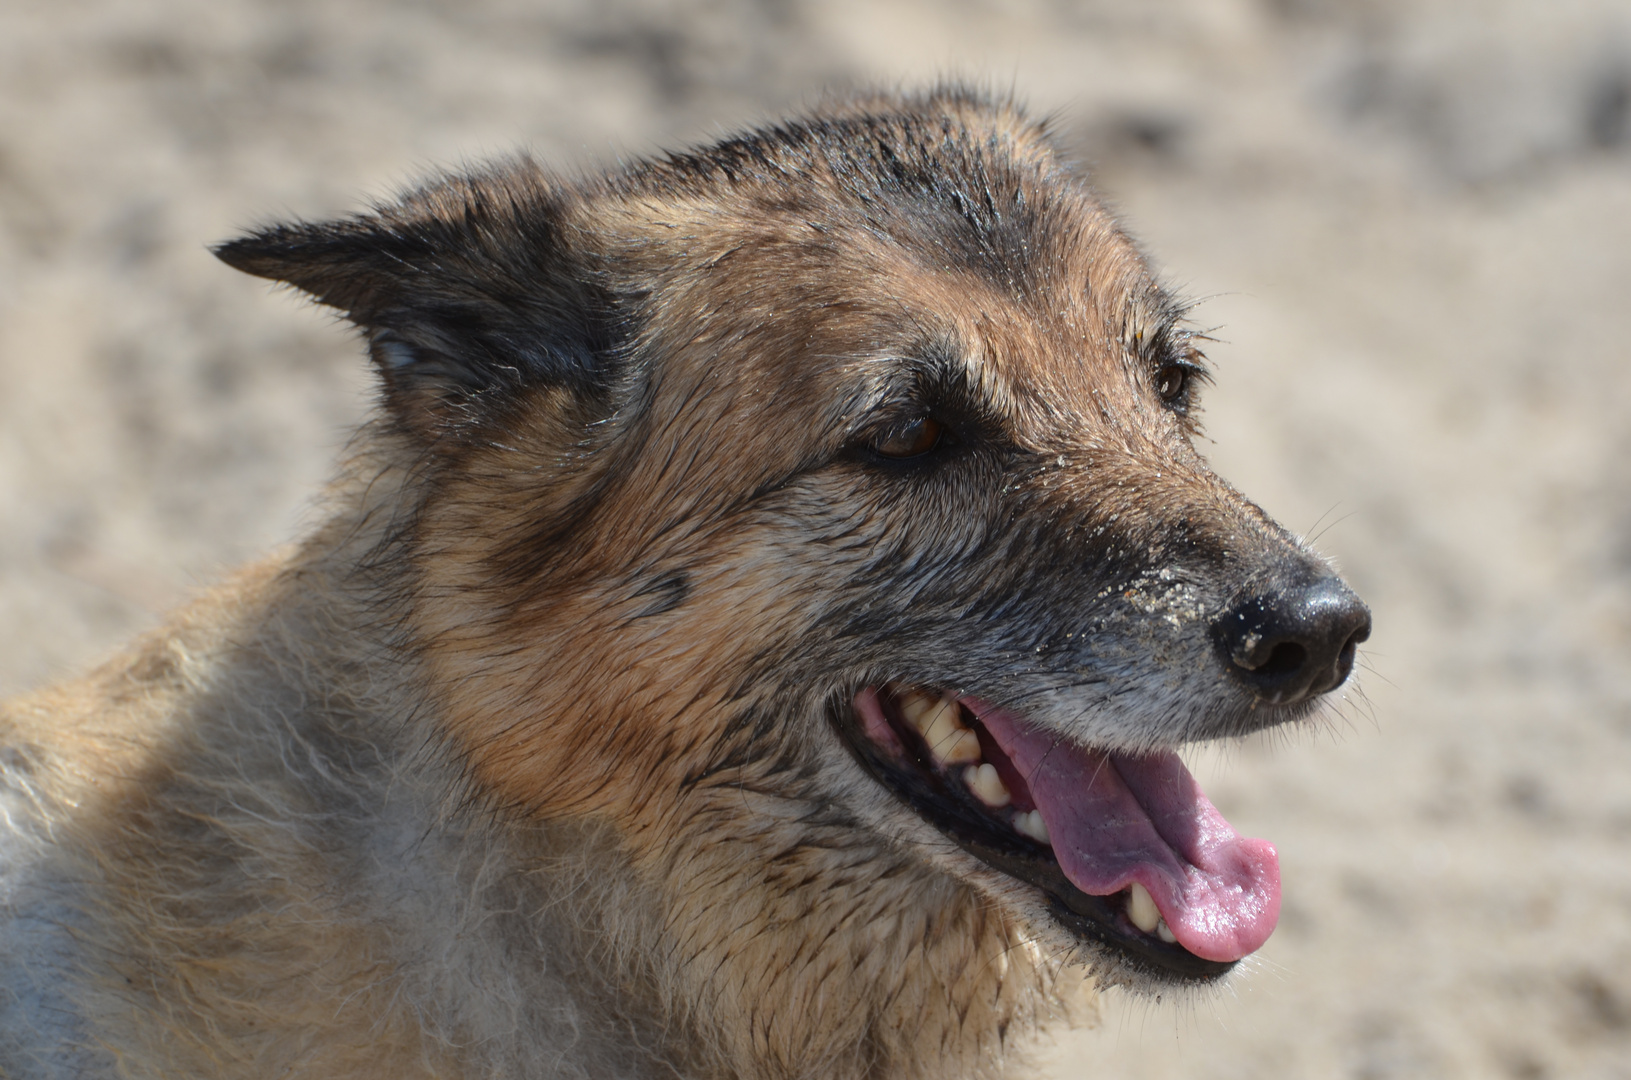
950,830,1236,983
839,687,1237,985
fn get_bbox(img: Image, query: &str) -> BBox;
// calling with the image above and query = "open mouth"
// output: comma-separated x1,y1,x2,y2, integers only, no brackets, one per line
842,685,1281,983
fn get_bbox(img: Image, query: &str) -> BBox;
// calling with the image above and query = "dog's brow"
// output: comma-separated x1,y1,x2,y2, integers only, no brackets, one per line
1125,290,1193,357
918,334,996,397
849,337,1008,429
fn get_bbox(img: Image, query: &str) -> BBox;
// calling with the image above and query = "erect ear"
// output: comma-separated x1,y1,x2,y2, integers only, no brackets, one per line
214,162,622,441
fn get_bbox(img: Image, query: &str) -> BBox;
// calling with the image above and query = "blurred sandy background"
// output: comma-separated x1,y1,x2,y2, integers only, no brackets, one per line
3,1,1630,1076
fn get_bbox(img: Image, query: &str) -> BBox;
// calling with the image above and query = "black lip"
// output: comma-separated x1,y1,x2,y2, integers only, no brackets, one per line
835,697,1237,984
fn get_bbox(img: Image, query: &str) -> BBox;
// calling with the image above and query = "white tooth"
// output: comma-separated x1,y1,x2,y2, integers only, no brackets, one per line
1014,809,1050,845
964,763,1011,807
1126,882,1160,934
921,698,982,766
1156,919,1177,944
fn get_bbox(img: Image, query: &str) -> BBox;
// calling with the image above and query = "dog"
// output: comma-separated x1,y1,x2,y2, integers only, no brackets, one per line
0,87,1369,1079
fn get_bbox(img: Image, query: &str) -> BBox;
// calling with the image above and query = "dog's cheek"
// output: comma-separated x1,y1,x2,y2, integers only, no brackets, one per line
407,537,812,825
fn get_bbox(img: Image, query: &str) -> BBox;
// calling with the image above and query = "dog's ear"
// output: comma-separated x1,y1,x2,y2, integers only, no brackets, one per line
214,164,620,441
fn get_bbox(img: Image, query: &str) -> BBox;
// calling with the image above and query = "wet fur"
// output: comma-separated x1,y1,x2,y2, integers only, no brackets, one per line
2,88,1331,1078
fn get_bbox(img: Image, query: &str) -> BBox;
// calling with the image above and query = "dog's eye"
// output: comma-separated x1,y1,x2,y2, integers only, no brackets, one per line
1155,364,1188,403
873,416,943,458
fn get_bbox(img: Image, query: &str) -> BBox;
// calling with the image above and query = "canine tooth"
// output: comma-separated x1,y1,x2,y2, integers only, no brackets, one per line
931,728,982,766
964,763,1011,808
1014,810,1050,845
899,690,938,731
1156,919,1177,944
1126,882,1160,934
919,698,981,766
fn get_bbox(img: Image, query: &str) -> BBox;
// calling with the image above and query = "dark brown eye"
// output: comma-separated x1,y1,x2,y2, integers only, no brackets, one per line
873,416,942,458
1156,365,1188,402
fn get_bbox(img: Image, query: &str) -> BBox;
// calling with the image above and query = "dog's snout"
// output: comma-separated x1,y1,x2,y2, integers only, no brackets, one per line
1213,577,1371,705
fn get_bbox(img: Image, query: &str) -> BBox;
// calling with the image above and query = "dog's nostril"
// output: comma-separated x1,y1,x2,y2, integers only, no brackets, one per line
1252,642,1306,679
1213,577,1371,705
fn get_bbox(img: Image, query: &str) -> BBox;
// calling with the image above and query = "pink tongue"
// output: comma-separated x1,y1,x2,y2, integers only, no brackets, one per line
969,702,1280,963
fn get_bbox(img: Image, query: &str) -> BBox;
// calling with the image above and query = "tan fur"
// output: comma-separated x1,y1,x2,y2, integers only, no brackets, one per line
3,437,1076,1078
1,89,1358,1078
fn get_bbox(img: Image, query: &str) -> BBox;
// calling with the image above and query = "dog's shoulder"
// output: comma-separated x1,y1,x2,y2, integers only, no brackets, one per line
0,546,688,1078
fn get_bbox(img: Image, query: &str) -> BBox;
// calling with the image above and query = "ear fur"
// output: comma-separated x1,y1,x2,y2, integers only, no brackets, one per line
214,162,621,439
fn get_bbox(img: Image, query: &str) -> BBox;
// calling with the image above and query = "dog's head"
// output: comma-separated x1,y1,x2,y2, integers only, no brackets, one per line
221,88,1368,1068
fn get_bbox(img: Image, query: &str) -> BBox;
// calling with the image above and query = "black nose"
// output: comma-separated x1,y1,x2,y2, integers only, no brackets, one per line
1213,576,1371,704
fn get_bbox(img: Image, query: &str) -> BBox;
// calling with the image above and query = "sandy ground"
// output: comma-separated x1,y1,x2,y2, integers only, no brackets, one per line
3,1,1631,1076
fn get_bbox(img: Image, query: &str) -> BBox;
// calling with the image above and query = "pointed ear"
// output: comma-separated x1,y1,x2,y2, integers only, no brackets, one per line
214,163,621,440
